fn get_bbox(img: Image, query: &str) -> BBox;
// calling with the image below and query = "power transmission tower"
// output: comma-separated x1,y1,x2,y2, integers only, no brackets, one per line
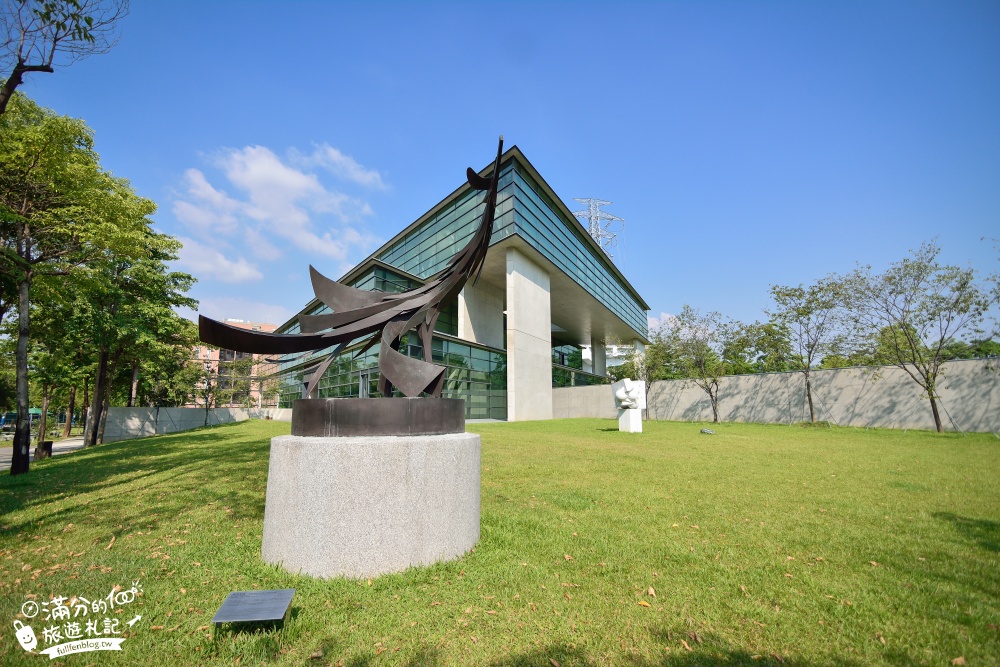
572,198,624,266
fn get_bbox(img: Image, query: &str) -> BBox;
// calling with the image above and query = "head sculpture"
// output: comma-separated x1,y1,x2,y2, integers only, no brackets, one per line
198,137,505,399
612,378,647,411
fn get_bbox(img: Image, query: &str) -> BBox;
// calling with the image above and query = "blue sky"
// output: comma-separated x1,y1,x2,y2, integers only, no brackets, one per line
20,0,1000,330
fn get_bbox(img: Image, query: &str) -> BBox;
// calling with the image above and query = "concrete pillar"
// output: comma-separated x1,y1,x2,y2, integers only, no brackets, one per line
591,337,607,376
458,281,504,349
505,248,552,421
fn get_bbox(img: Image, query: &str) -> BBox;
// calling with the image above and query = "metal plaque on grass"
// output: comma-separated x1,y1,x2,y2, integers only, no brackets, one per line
212,588,295,628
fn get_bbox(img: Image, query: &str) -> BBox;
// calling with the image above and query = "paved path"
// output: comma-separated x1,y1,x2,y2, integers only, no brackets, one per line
0,436,86,470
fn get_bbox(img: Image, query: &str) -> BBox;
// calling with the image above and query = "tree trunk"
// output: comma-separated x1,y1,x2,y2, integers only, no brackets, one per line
204,381,211,427
710,389,720,423
929,393,943,433
82,376,90,438
128,360,139,407
97,392,110,445
62,385,76,438
37,384,50,446
805,371,816,423
11,274,31,476
84,350,109,447
97,352,121,446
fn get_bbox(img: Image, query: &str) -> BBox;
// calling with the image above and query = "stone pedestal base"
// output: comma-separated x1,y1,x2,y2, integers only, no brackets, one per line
261,433,481,579
618,408,642,433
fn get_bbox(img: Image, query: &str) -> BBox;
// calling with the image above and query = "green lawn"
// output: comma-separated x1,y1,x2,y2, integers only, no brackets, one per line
1,419,997,666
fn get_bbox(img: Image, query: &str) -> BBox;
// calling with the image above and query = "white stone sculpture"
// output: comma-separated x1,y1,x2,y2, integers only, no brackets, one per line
611,378,646,433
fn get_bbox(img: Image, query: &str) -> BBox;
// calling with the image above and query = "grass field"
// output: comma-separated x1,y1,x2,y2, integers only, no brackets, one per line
1,419,997,666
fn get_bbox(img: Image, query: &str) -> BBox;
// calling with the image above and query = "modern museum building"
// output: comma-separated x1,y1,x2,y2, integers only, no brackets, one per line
274,145,650,421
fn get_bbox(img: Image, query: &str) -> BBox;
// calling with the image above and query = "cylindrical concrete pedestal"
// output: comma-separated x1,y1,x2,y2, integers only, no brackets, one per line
261,433,481,579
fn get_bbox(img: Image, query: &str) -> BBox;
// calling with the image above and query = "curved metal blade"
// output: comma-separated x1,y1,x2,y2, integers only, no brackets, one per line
304,344,348,399
378,339,446,398
467,167,491,190
198,137,506,399
310,265,385,312
199,315,331,354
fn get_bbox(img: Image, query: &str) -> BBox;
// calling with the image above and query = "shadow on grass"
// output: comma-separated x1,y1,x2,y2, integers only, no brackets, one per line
933,512,1000,552
323,634,868,667
345,644,866,666
0,422,276,536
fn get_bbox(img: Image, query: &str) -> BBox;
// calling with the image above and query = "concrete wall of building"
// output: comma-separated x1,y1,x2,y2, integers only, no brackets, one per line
506,248,553,421
551,359,1000,432
458,281,505,349
553,384,617,419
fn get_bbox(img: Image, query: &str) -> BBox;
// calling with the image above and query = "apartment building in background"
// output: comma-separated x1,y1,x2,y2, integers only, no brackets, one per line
190,319,279,409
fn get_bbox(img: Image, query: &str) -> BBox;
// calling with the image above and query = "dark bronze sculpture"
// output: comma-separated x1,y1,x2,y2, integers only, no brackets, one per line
198,137,504,403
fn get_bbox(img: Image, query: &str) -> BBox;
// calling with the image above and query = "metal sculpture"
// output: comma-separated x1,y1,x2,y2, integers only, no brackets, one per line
198,137,504,400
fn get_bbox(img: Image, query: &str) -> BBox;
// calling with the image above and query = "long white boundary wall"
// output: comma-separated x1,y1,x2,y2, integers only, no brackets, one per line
100,406,293,443
91,359,999,441
553,359,1000,433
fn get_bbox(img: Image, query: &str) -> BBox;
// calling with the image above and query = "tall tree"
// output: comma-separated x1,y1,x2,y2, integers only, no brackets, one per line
0,93,150,474
659,306,747,423
767,278,852,422
843,241,999,432
747,321,796,373
716,320,794,376
196,348,232,427
1,0,128,114
29,273,86,436
131,318,201,408
76,231,195,446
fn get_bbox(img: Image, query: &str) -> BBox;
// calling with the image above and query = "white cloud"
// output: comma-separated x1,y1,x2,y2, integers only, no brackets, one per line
171,144,380,267
291,144,388,190
172,169,242,233
243,227,283,260
176,237,263,284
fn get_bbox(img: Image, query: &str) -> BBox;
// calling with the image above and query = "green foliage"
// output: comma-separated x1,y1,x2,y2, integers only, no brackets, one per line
0,96,152,273
0,94,197,464
31,1,99,44
767,277,852,370
19,259,198,442
843,241,1000,431
146,347,204,407
940,338,1000,360
721,320,796,374
611,310,795,421
1,92,160,469
652,306,747,422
